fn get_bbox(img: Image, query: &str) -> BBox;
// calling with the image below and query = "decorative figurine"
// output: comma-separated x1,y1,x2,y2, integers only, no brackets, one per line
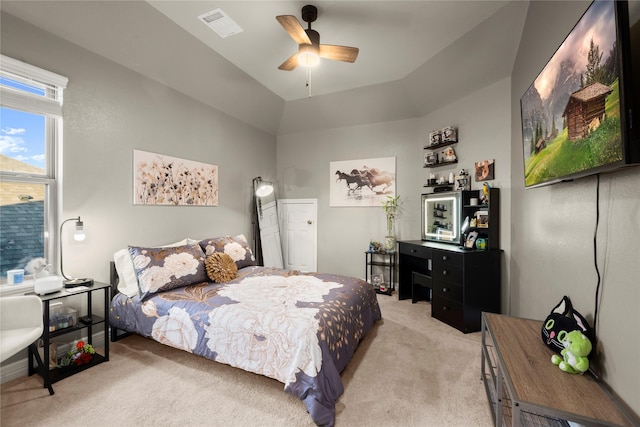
482,182,491,204
455,169,470,191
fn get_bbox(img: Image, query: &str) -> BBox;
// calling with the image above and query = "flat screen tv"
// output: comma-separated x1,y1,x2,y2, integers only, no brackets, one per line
520,0,639,188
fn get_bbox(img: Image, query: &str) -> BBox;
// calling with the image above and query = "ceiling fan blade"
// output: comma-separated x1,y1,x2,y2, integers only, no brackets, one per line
319,45,359,63
276,15,311,45
278,54,299,71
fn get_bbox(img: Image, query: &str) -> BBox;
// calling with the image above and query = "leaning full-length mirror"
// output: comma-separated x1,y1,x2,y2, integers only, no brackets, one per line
253,177,284,268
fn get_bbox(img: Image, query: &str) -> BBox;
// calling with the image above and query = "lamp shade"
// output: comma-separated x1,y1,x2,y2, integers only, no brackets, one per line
60,216,92,287
74,220,86,241
254,178,274,197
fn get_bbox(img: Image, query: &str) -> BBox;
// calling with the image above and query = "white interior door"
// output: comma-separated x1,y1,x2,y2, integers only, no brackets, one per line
279,199,317,272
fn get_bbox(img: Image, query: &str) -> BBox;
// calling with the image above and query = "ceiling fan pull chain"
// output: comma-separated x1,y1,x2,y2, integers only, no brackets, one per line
307,67,312,98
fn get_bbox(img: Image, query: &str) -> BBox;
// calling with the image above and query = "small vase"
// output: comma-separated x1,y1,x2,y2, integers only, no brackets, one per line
385,236,396,251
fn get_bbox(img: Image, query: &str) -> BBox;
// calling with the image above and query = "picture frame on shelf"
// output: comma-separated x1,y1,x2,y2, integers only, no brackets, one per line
442,126,458,143
476,211,489,228
441,146,457,163
428,130,442,146
424,151,437,166
465,231,478,248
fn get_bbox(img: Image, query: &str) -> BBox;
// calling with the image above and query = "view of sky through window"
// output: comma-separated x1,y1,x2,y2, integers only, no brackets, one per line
0,107,46,170
1,75,48,170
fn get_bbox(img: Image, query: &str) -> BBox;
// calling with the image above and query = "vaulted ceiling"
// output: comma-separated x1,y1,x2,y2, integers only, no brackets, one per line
0,1,529,135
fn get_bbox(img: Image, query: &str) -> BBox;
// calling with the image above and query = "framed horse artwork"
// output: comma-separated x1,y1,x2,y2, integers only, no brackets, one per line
330,157,396,207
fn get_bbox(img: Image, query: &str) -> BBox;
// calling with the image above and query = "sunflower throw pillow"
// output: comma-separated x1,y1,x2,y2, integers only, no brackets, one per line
205,252,238,283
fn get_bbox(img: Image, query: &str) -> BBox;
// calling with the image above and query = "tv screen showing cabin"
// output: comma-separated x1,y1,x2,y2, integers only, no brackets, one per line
520,0,624,188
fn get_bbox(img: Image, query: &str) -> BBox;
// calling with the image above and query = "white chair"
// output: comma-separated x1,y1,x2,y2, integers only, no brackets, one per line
0,295,54,394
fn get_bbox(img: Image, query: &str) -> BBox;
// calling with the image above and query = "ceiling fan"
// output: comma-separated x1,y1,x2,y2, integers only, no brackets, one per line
276,4,359,71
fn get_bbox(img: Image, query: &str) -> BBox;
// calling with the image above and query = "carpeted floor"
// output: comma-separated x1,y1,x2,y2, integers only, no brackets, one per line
0,295,493,426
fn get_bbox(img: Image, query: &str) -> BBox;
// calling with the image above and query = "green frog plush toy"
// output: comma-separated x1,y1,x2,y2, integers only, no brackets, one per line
551,330,592,374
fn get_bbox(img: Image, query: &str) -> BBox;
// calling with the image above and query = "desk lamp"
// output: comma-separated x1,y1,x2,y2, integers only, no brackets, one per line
60,216,93,288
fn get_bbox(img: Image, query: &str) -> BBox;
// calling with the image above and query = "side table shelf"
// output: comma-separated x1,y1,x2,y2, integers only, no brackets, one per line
27,281,110,391
481,312,639,427
364,251,396,295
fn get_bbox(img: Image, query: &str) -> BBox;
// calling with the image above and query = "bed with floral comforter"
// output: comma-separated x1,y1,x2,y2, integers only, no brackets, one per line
109,241,381,427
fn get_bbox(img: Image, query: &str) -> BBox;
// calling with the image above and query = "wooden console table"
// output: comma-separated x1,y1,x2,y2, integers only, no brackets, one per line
481,312,639,426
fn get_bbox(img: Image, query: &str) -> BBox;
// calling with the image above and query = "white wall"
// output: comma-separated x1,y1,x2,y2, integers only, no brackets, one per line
510,0,640,415
277,77,512,307
0,12,277,285
277,118,420,278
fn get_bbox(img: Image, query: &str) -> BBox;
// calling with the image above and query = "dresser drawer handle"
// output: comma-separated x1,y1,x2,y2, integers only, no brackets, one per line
442,306,449,311
442,287,448,293
442,255,448,261
411,249,417,253
442,270,448,276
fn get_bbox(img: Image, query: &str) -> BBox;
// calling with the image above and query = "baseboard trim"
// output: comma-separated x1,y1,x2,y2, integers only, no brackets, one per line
1,331,105,385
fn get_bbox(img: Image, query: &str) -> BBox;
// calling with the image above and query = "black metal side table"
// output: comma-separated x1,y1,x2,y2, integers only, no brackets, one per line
364,251,396,295
27,281,110,392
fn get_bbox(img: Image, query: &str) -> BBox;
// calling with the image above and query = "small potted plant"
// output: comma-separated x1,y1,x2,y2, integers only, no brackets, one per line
382,195,400,251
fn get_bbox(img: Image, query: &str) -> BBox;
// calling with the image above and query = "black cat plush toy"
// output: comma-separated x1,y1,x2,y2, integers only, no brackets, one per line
541,296,593,354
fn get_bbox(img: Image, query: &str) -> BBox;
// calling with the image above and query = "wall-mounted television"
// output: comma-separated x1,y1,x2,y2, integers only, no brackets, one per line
520,0,639,188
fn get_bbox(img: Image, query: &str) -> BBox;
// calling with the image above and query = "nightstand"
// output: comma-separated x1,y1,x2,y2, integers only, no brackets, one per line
365,250,396,295
27,281,110,389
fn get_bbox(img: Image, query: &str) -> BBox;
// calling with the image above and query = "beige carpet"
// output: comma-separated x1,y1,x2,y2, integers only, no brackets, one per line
1,296,493,426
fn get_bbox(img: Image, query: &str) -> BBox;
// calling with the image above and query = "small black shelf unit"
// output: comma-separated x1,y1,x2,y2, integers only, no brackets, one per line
364,251,396,295
461,188,499,250
28,281,110,392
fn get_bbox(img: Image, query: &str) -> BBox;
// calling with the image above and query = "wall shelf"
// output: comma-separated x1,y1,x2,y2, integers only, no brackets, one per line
423,160,458,168
423,140,457,150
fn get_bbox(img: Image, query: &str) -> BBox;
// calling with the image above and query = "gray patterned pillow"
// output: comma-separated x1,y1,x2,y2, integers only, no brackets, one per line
128,244,207,299
198,234,257,269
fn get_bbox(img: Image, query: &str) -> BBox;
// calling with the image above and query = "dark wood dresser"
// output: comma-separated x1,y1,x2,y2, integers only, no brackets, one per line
398,240,501,333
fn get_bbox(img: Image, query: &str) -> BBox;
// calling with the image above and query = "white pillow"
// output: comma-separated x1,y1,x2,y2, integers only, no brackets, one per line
113,238,189,297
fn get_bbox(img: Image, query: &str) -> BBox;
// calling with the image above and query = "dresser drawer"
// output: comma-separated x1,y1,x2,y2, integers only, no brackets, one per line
433,265,462,284
432,281,462,302
399,242,432,259
432,296,463,328
434,250,462,268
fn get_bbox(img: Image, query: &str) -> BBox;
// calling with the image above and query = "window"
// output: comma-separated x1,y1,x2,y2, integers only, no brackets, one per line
0,55,68,280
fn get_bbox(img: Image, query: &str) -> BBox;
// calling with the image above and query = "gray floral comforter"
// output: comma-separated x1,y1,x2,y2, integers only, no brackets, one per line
109,266,381,426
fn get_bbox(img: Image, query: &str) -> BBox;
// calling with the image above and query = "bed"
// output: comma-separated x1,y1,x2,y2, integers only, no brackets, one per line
108,235,382,426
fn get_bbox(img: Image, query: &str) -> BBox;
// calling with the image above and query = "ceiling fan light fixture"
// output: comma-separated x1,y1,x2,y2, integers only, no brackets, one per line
297,44,320,67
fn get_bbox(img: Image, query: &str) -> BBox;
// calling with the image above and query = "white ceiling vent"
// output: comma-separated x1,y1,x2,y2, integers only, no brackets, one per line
198,8,243,39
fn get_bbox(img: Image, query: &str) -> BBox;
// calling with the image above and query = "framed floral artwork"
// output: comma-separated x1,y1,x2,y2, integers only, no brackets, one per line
133,150,218,206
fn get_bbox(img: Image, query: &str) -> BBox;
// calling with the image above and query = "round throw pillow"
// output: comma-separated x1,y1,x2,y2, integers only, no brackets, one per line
205,252,238,283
